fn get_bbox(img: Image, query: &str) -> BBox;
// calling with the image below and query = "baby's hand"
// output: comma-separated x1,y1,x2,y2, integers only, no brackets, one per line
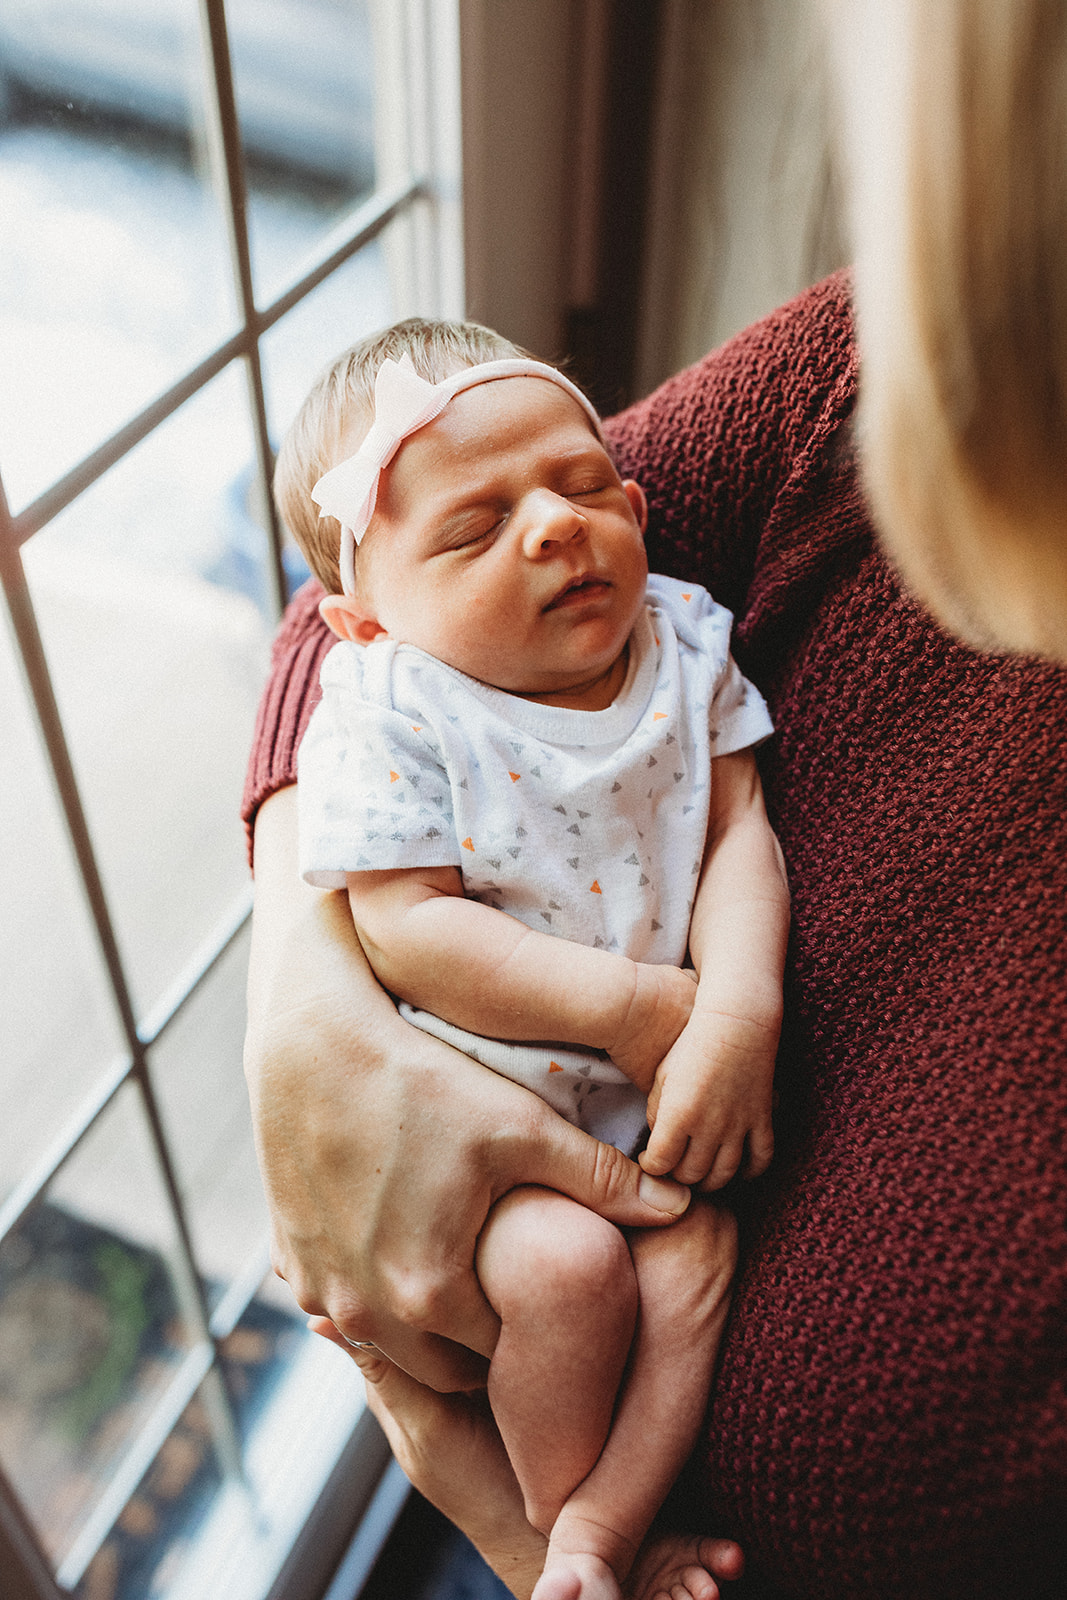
639,1007,777,1189
607,963,699,1092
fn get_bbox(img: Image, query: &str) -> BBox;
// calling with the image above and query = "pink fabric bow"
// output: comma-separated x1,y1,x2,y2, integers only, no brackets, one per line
311,352,604,594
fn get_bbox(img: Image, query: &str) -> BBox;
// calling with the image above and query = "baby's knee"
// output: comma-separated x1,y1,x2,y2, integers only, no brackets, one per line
556,1208,636,1314
631,1202,738,1336
481,1188,636,1324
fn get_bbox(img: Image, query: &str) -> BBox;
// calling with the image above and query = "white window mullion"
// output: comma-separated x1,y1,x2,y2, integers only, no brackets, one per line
369,0,464,321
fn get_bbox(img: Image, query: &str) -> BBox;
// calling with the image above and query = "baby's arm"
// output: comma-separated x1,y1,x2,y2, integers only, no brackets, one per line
640,748,790,1190
346,866,697,1082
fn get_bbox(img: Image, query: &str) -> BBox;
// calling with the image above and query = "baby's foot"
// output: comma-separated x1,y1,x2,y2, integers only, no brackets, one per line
531,1551,621,1600
626,1533,744,1600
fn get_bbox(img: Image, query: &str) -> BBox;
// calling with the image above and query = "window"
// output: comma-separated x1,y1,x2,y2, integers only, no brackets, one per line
0,3,461,1596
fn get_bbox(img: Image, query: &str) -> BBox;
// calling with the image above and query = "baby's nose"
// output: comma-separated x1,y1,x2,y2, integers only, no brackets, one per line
520,491,587,558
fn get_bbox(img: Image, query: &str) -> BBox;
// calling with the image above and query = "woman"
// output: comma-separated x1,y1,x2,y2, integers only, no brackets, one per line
243,4,1067,1594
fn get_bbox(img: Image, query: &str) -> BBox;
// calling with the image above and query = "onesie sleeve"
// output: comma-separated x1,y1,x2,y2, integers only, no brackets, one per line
297,643,461,887
650,575,774,758
708,650,775,758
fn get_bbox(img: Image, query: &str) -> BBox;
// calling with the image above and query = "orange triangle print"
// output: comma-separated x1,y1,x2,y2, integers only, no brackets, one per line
509,771,521,782
653,711,667,721
682,592,692,601
590,880,602,894
462,837,475,851
389,770,400,783
549,1061,564,1073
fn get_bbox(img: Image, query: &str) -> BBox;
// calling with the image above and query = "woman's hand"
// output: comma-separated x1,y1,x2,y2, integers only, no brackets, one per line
244,788,692,1392
312,1321,744,1600
312,1318,548,1598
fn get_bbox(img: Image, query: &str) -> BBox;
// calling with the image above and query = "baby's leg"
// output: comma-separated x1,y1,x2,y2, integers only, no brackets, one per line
476,1185,639,1538
536,1201,738,1600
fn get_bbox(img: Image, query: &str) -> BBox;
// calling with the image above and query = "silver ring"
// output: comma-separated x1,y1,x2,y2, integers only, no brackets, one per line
344,1337,377,1351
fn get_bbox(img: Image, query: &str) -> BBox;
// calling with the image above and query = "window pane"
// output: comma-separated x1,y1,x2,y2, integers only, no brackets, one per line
148,927,267,1311
232,0,378,303
72,1295,365,1600
75,1385,225,1600
21,367,272,1023
0,0,237,513
0,591,127,1206
261,242,394,452
0,1081,200,1570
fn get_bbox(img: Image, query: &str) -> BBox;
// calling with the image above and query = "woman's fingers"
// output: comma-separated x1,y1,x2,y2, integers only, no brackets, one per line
310,1315,499,1493
312,1319,549,1599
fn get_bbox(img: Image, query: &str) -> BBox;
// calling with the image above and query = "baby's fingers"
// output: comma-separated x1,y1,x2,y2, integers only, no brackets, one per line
672,1131,726,1187
742,1119,775,1179
639,1118,689,1178
697,1139,746,1192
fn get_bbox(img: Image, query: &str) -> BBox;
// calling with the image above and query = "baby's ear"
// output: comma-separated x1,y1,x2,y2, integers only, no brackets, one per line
622,479,648,534
319,594,389,645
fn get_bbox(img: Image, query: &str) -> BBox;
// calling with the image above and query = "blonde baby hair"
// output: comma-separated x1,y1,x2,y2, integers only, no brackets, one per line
275,318,528,595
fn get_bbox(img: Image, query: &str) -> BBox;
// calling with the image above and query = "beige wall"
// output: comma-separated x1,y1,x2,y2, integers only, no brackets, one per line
636,0,848,394
457,0,849,398
459,0,591,361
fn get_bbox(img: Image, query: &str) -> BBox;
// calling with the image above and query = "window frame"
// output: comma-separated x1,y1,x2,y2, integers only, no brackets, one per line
0,2,462,1594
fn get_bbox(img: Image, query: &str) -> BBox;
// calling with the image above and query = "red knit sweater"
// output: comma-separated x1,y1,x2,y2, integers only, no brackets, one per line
242,272,1067,1599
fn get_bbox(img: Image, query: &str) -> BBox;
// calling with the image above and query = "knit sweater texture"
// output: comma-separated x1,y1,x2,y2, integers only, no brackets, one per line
242,271,1067,1599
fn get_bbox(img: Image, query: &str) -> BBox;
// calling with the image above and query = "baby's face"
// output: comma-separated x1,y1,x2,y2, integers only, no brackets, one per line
349,378,649,704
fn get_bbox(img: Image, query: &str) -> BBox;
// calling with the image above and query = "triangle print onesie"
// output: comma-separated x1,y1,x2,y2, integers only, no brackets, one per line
299,575,773,1153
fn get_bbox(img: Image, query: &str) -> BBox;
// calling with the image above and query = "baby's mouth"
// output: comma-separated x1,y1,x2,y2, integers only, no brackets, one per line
544,575,610,611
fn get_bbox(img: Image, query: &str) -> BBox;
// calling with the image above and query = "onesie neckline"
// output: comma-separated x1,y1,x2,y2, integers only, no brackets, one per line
393,603,659,748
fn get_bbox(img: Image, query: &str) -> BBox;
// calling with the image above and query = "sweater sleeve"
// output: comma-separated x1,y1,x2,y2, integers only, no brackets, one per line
240,577,332,859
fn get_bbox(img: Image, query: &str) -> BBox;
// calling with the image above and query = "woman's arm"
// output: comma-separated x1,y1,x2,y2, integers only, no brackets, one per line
348,864,697,1088
244,786,692,1390
312,1320,548,1598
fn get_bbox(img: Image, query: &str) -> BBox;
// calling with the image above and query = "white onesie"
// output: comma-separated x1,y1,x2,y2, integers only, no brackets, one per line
299,575,773,1150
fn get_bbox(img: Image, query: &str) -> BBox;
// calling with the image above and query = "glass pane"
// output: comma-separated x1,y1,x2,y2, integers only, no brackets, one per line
0,0,237,513
233,0,377,304
76,1387,224,1600
261,241,394,454
149,927,268,1309
21,367,273,1023
0,587,127,1206
0,1081,200,1569
73,1292,362,1600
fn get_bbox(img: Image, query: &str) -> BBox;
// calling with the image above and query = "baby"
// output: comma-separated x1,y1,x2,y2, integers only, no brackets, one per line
277,318,790,1600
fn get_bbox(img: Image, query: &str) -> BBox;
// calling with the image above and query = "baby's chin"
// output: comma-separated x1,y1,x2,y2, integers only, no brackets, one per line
509,661,628,711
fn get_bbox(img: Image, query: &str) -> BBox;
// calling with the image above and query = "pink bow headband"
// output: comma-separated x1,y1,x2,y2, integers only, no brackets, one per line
311,353,605,594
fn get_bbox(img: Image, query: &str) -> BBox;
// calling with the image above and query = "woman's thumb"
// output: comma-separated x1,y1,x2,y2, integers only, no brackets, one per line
518,1117,690,1226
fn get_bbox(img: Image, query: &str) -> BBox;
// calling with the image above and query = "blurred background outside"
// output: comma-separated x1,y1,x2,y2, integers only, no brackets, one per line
1,3,410,1597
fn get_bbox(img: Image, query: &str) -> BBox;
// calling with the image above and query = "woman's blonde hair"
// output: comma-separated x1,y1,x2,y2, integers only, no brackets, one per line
275,318,527,594
826,0,1067,657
